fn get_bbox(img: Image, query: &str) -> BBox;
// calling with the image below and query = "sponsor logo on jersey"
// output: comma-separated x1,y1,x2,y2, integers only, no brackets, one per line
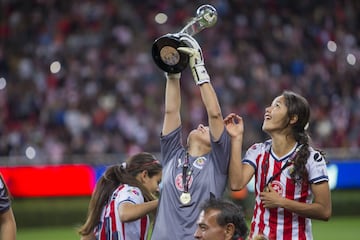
313,152,323,162
177,158,182,168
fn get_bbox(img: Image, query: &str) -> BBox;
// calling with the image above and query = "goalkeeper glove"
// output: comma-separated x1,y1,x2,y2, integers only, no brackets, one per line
177,34,210,85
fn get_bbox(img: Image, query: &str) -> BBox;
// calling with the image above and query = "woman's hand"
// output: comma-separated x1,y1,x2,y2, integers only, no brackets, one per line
224,113,244,140
260,184,284,208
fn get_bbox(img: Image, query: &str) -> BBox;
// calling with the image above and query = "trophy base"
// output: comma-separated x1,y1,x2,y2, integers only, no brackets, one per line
152,34,189,74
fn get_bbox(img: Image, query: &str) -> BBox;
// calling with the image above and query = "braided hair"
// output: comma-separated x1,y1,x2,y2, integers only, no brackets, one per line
282,91,324,183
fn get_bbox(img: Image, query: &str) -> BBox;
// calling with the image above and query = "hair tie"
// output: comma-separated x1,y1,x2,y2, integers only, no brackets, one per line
121,162,127,169
141,159,160,167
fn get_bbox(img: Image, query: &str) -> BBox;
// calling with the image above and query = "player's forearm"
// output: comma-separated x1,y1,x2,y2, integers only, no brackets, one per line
199,83,221,118
280,198,331,221
228,137,244,191
0,223,16,240
164,78,181,113
162,78,181,135
118,200,158,222
199,83,223,139
0,209,16,240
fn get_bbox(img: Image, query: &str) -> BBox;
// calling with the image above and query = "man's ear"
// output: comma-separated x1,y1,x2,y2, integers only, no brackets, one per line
225,223,235,239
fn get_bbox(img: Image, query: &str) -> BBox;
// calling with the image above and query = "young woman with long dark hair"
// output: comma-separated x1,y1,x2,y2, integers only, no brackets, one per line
79,152,162,240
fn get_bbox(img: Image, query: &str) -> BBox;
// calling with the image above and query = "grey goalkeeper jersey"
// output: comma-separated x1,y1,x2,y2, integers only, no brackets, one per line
151,127,231,240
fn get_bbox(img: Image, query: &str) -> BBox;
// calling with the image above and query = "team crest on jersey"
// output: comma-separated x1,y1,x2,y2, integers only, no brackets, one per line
270,180,284,196
193,157,206,169
175,173,193,191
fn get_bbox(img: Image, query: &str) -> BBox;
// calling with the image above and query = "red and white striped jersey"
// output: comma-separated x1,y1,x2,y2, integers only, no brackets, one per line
243,140,329,240
94,184,149,240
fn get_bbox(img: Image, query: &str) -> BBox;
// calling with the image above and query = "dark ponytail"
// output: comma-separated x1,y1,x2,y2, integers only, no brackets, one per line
283,91,312,182
79,152,162,236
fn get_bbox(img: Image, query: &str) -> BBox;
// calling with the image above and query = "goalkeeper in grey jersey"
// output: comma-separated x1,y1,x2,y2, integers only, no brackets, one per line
151,33,244,240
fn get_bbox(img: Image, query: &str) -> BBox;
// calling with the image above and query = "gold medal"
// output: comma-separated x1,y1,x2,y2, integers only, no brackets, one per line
179,192,191,205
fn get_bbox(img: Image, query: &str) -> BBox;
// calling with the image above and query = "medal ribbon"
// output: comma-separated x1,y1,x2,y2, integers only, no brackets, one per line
182,152,192,193
263,144,303,190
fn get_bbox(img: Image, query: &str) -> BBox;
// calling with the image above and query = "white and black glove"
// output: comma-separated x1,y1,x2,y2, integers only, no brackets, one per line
177,34,210,85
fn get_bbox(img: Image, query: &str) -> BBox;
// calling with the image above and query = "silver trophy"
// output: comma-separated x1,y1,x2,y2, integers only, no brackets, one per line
152,5,218,73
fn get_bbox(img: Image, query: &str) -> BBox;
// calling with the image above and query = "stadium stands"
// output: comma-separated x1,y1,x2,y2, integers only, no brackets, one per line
0,0,359,164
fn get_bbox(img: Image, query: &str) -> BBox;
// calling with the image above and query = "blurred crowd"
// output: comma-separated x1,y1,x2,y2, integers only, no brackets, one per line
0,0,359,164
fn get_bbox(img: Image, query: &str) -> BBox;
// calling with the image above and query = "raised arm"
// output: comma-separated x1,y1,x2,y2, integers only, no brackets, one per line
162,73,181,136
224,113,255,190
178,34,224,141
199,84,224,141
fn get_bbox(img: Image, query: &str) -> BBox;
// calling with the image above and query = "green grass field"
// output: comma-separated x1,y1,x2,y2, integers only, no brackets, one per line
12,190,360,239
17,216,360,240
312,216,360,239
